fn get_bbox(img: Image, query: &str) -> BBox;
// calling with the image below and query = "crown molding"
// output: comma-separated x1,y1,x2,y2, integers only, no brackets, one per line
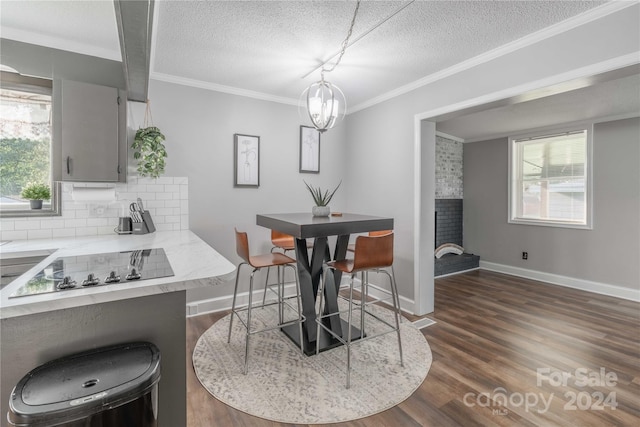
150,72,299,106
1,27,121,62
349,1,638,114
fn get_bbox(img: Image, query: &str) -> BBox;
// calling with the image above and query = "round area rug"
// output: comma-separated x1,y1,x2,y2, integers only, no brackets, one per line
193,303,432,424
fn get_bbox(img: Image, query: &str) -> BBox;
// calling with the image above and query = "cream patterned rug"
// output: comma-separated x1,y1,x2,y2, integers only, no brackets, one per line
192,302,432,424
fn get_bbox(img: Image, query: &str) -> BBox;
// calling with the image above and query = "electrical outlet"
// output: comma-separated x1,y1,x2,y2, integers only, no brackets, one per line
91,204,106,216
522,252,528,260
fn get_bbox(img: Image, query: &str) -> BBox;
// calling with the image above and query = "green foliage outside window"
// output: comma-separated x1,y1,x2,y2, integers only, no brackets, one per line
0,138,50,198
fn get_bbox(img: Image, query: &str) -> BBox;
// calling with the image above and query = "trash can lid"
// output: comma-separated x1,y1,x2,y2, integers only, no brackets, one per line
8,342,160,426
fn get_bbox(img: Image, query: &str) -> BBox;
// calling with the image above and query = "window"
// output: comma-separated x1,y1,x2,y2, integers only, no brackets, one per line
0,71,60,217
509,126,592,229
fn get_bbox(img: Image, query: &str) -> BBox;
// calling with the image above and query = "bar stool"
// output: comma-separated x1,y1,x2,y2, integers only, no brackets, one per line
228,229,305,374
316,232,403,388
345,230,402,319
263,230,312,304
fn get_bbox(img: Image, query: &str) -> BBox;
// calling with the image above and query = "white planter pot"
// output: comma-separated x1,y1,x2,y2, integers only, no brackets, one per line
312,205,330,217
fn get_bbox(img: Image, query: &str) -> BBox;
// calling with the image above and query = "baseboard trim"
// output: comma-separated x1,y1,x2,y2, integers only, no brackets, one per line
480,261,640,302
351,278,416,316
187,277,417,317
435,267,480,278
187,283,299,317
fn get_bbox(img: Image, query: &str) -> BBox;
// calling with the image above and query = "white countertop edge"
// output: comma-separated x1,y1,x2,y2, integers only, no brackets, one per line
0,231,236,319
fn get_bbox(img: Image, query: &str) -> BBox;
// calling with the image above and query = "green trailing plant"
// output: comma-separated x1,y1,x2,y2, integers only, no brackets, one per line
304,180,341,206
20,182,51,200
132,126,167,178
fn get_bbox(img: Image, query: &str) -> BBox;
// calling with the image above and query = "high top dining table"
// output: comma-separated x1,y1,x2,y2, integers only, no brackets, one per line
257,213,393,355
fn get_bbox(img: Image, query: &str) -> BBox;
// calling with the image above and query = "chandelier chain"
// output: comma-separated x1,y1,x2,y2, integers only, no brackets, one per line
322,0,361,76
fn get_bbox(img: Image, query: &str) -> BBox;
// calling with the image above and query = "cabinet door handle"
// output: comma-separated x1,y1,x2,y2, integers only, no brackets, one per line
66,156,71,175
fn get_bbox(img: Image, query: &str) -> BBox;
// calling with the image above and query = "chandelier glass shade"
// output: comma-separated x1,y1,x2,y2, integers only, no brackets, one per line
302,74,346,133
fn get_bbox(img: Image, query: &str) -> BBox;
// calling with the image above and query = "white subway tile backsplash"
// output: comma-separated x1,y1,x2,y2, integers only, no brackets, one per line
52,228,76,238
116,192,138,201
97,226,116,235
174,177,188,185
65,219,87,228
155,208,174,216
87,218,109,227
165,215,180,224
138,192,157,201
40,219,65,229
1,230,28,240
155,223,175,232
15,220,41,230
74,210,91,218
28,229,53,239
1,176,189,240
146,200,165,209
145,184,165,193
75,227,98,236
151,177,174,185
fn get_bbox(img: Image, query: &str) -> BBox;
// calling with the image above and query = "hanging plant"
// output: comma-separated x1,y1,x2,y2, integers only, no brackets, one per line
131,100,168,178
132,126,167,178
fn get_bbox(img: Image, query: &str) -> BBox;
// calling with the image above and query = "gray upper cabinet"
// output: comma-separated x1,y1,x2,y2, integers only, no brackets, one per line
61,80,126,182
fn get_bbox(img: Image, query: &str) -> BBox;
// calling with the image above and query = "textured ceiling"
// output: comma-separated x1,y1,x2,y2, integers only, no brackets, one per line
152,0,608,108
1,0,637,140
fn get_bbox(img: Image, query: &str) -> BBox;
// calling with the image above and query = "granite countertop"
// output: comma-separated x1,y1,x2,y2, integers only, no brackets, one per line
0,230,236,319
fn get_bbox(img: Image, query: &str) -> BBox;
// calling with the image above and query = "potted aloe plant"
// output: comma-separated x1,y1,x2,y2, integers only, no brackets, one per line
304,180,341,217
21,183,51,209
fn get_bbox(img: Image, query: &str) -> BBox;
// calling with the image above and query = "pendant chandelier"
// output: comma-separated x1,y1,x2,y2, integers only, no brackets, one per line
302,1,360,133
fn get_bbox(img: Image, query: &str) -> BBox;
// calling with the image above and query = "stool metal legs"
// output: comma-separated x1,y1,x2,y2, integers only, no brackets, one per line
228,262,304,375
315,265,404,389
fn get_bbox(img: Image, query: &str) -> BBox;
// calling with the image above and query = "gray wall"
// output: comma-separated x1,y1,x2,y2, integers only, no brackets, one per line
147,79,348,302
463,117,640,289
344,5,638,312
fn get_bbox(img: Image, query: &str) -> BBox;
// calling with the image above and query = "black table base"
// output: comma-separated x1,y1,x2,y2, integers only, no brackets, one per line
281,318,364,356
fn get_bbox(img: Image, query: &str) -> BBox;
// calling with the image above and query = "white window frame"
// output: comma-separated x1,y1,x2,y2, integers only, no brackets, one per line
508,123,593,229
0,72,61,218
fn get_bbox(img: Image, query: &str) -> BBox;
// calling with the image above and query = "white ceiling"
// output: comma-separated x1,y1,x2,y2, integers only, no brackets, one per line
1,0,638,140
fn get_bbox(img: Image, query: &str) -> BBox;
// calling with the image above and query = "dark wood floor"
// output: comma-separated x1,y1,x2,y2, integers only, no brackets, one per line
186,270,640,426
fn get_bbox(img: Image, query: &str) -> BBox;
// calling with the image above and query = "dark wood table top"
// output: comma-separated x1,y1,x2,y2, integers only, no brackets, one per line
256,213,393,239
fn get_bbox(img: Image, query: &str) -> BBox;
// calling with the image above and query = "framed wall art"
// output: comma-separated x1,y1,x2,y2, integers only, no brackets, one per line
299,125,320,173
234,133,260,187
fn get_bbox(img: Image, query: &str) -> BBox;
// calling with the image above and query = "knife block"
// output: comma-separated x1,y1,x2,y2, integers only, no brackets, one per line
133,210,156,234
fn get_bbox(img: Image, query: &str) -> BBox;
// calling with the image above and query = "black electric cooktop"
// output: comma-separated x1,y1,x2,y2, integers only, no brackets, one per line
10,248,174,298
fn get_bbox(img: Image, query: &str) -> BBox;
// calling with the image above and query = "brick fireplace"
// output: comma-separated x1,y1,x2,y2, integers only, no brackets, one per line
434,199,479,276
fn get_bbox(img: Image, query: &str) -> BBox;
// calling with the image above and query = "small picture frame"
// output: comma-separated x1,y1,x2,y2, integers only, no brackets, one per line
234,134,260,187
299,125,320,173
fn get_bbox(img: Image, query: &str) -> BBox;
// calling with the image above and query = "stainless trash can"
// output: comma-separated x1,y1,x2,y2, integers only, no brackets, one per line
8,342,161,427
